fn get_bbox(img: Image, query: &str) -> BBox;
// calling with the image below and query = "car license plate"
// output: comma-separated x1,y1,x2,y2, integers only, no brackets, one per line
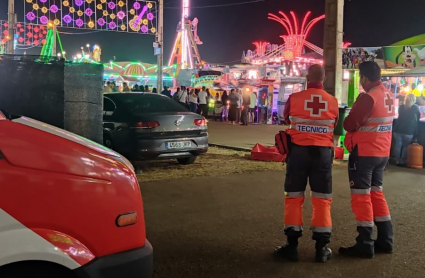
166,141,192,149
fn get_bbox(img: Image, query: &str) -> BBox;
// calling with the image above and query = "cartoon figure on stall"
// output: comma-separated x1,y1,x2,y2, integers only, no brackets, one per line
92,45,102,63
395,46,417,68
414,47,425,66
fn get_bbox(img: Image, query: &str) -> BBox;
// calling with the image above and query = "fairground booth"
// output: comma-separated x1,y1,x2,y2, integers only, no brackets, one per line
340,35,425,163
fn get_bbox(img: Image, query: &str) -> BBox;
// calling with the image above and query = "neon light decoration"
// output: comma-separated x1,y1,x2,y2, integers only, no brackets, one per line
0,20,48,46
24,0,157,34
168,0,203,69
268,11,325,59
253,41,268,57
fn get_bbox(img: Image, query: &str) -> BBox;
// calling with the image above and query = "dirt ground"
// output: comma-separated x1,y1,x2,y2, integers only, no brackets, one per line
136,147,284,182
141,164,425,278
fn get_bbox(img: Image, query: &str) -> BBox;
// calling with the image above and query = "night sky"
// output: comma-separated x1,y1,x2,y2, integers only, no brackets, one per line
1,0,424,64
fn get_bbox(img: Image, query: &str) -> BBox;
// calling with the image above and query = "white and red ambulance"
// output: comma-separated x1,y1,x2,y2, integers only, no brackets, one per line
0,110,152,278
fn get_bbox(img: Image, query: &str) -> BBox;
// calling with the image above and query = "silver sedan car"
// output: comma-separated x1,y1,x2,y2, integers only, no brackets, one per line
103,93,208,165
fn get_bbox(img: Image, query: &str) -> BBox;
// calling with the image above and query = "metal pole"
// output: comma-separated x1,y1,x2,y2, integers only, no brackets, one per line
52,25,57,57
156,0,164,93
7,0,15,54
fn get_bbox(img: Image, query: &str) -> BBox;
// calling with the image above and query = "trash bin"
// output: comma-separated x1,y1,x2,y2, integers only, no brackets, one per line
335,107,351,136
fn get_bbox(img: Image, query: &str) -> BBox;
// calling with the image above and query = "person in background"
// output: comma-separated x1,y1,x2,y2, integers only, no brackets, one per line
241,89,251,126
122,82,131,92
393,94,420,166
228,89,239,125
176,86,188,108
103,81,112,93
189,89,198,113
161,86,172,98
144,85,149,92
221,91,229,121
249,91,258,123
111,82,119,93
132,84,140,92
173,87,181,101
152,88,157,94
198,86,208,117
215,93,220,101
236,90,243,123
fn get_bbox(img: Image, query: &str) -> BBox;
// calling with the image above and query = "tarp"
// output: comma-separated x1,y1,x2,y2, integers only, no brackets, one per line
250,143,286,162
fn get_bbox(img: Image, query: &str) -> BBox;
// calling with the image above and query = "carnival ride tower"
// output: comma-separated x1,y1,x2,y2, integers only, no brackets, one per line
168,0,202,69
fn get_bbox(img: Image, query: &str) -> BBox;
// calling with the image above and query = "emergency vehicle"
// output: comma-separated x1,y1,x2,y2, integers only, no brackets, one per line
0,110,153,278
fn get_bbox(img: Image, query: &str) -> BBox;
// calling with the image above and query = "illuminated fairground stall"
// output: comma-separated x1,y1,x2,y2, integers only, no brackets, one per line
195,11,326,124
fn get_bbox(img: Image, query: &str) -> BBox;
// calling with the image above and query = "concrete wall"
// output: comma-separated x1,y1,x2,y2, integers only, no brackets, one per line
64,63,104,144
0,58,65,127
0,57,103,144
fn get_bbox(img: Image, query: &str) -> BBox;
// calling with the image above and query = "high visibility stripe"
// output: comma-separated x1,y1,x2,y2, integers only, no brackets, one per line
375,215,391,222
351,188,371,195
365,117,394,123
285,191,305,198
311,192,332,200
357,221,374,227
284,225,303,232
311,227,332,233
289,116,335,125
371,185,383,192
358,124,392,132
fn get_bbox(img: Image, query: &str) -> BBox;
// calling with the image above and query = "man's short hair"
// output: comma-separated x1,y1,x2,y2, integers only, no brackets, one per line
359,61,381,82
202,86,206,90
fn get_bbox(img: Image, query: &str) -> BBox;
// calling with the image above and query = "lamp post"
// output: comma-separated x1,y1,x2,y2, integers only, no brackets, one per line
156,0,164,93
7,0,15,54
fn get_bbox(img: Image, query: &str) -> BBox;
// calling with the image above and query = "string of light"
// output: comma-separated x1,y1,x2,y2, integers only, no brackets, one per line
165,0,274,9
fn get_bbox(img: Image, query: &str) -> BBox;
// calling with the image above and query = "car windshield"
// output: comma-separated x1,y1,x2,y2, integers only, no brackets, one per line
106,93,188,114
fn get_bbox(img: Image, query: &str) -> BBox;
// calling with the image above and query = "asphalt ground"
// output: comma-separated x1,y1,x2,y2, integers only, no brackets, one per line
141,165,425,278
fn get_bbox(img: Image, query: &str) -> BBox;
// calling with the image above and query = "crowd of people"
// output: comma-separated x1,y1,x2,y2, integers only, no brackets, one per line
162,85,259,125
103,81,260,125
342,48,377,69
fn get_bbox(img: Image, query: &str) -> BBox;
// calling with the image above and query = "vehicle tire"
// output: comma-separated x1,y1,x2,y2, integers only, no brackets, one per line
177,156,197,165
104,135,114,149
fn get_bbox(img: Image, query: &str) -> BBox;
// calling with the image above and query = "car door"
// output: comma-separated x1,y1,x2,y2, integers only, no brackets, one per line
103,96,133,153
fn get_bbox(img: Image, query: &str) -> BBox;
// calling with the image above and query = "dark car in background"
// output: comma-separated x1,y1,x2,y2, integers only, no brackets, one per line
103,93,208,165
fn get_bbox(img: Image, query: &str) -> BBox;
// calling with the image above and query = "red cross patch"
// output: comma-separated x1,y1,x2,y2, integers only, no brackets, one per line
305,94,328,117
384,92,394,114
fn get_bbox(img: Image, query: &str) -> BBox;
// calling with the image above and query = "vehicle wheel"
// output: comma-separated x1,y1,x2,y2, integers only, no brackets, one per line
104,135,113,149
177,156,197,165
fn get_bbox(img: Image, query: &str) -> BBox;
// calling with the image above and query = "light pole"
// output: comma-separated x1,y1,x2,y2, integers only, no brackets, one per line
323,0,344,98
7,0,15,54
156,0,164,93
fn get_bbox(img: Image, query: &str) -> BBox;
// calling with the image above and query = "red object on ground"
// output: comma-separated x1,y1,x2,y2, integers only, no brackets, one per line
334,147,344,160
251,143,286,162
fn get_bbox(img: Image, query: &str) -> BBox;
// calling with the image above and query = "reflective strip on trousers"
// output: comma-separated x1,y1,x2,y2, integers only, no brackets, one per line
285,191,305,198
351,188,371,195
374,215,391,222
365,117,394,123
311,226,332,233
289,116,335,125
311,192,332,200
357,221,374,227
371,185,383,192
284,225,303,232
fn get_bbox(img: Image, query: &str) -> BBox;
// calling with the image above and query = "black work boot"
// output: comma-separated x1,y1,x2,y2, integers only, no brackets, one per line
316,247,332,263
274,236,299,262
338,245,374,259
313,233,332,263
374,240,393,254
374,221,394,254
